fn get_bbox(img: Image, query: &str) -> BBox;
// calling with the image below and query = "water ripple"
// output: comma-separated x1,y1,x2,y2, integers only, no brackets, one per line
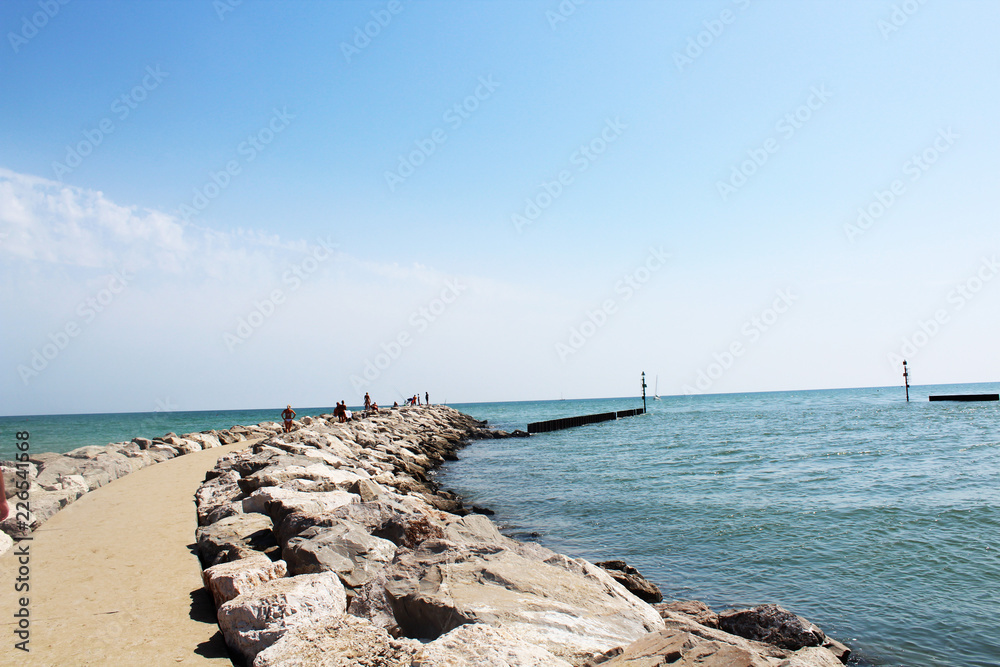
443,385,1000,667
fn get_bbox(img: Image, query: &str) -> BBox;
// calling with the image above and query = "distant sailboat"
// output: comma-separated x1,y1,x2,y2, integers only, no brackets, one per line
654,375,661,400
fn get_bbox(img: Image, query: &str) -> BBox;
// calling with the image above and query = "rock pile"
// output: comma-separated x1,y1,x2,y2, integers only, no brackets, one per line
194,405,852,667
583,601,852,666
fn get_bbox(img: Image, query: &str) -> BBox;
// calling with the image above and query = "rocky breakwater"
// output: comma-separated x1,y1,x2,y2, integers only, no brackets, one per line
0,420,282,555
195,405,852,667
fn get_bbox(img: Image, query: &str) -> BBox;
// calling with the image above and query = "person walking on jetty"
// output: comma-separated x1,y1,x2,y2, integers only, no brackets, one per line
281,405,296,433
425,391,429,406
364,392,372,411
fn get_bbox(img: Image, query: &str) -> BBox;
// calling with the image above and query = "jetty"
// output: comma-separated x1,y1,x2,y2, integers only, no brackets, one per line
0,405,853,666
527,408,645,434
928,393,999,402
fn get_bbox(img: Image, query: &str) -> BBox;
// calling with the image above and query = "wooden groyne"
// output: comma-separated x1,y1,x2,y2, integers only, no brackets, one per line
928,393,999,402
527,408,645,434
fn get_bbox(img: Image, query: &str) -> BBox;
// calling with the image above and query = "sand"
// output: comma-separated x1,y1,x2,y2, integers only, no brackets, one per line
0,440,259,666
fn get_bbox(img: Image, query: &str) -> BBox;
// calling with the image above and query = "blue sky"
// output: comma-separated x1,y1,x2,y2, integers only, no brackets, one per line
2,0,999,415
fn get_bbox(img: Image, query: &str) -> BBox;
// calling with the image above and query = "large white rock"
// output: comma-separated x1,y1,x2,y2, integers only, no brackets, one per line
412,623,574,666
383,539,664,662
196,513,276,565
282,521,396,586
290,431,358,459
779,647,845,667
299,448,350,469
184,432,222,449
64,444,118,459
203,554,288,606
242,487,358,517
217,572,347,664
57,474,88,497
242,463,367,493
173,438,203,454
251,613,417,667
196,470,243,525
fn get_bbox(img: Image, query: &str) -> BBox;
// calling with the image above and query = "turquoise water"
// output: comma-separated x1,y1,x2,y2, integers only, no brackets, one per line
0,406,350,459
2,385,997,666
445,385,1000,667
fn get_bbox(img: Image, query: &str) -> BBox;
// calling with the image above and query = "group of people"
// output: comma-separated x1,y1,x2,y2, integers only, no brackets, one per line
368,391,430,410
332,401,353,423
279,391,432,432
405,392,430,407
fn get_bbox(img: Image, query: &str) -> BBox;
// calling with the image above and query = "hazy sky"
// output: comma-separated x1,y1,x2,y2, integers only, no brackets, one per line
2,0,999,415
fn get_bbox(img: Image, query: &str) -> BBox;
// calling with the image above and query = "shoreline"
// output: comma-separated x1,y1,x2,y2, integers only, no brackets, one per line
192,405,851,666
1,405,852,665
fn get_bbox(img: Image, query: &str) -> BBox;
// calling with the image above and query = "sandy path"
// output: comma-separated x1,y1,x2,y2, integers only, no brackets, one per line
0,440,258,666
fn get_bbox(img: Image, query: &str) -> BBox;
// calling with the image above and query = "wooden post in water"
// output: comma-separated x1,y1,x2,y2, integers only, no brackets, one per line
903,359,910,402
641,371,647,413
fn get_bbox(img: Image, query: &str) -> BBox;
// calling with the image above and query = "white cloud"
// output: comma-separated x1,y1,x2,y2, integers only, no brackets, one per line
0,168,317,283
0,168,561,414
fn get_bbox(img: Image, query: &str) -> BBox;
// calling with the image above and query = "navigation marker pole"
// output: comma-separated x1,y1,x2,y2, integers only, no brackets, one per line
903,360,910,402
641,371,647,413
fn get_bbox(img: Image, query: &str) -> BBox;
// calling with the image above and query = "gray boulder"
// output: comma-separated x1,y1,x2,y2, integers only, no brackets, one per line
442,513,513,546
597,627,776,667
595,560,663,603
282,520,396,587
252,613,416,667
195,470,243,526
196,513,278,566
216,572,347,664
271,499,439,550
202,554,288,607
239,462,366,494
655,599,720,629
595,608,846,667
412,623,573,667
382,538,664,662
244,487,358,525
718,604,825,651
33,455,83,489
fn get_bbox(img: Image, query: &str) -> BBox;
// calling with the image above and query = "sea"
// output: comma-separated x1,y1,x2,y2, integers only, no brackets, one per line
2,383,998,667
